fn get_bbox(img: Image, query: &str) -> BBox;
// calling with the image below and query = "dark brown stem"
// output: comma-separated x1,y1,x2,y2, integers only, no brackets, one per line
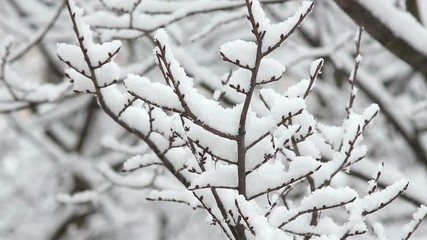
304,177,318,240
74,99,97,152
345,25,363,118
235,0,265,199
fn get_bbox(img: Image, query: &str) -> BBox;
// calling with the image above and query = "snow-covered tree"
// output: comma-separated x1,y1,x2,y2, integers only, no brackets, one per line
1,0,426,239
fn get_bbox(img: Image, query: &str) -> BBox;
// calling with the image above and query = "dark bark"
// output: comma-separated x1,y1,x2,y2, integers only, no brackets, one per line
334,0,427,76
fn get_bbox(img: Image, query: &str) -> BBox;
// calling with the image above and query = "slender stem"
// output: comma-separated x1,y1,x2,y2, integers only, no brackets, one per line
74,99,97,152
236,0,265,198
346,25,363,118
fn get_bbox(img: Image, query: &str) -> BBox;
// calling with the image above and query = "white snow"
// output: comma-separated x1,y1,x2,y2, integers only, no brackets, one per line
252,0,313,53
299,186,357,211
98,161,158,189
100,86,126,115
356,179,409,215
245,113,276,147
219,40,257,68
401,205,427,238
310,58,324,77
87,40,121,67
367,162,384,194
190,164,237,189
154,29,243,135
25,82,70,102
356,0,427,56
119,106,150,135
122,154,160,172
257,58,286,83
247,156,321,199
317,124,344,150
285,79,310,98
228,68,251,93
125,74,183,111
259,88,306,123
372,223,388,240
57,43,89,74
65,68,94,93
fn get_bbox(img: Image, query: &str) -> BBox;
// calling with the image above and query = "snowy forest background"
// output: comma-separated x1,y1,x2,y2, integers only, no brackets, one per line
1,0,427,239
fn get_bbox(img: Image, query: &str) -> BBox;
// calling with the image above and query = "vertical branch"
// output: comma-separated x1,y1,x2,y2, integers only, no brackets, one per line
236,0,266,198
74,99,97,152
346,25,363,118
